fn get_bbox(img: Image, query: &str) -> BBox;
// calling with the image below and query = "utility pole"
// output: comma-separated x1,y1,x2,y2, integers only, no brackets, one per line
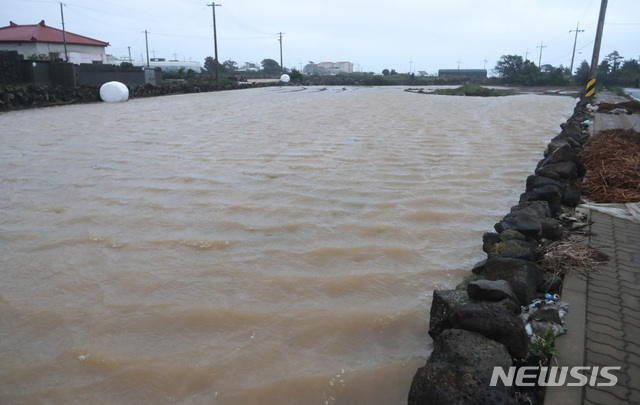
588,0,608,95
278,32,284,74
537,42,547,67
143,30,150,68
128,46,132,63
208,3,222,84
569,22,585,78
524,50,530,62
483,59,488,69
59,2,69,62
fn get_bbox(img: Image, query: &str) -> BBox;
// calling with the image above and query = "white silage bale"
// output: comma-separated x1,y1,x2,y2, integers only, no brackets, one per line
99,81,129,102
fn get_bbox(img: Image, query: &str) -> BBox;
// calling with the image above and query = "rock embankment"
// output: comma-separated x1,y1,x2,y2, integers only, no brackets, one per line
408,95,593,405
0,82,257,111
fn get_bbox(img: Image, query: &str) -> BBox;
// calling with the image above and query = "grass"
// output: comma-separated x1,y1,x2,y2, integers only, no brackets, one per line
530,330,559,365
430,84,514,97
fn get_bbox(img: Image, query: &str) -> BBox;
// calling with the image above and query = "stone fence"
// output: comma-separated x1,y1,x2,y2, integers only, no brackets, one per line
408,96,592,405
0,81,264,112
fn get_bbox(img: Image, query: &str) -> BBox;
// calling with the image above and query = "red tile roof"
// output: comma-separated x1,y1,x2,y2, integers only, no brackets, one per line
0,20,109,47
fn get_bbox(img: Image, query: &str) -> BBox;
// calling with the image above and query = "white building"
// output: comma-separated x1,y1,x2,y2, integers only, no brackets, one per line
0,20,109,64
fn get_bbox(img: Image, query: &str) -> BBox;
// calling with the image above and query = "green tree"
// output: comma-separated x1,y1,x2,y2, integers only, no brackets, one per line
597,59,611,76
621,59,640,72
606,58,640,87
289,68,303,83
204,56,220,72
382,69,390,76
520,60,542,85
604,51,624,71
222,59,238,73
261,58,281,76
574,60,591,85
494,55,524,81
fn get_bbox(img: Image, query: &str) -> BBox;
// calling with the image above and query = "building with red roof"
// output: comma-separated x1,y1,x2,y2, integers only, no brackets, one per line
0,20,109,64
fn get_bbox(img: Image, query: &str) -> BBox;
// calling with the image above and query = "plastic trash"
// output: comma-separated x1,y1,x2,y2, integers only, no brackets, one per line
545,293,560,301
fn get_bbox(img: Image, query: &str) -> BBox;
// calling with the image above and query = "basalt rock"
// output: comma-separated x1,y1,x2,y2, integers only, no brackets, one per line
510,200,552,218
562,187,582,207
427,289,469,339
525,175,582,207
450,302,530,359
520,184,563,216
480,257,544,305
472,258,488,275
488,229,539,261
488,239,538,261
540,218,563,240
482,232,501,254
408,363,516,405
467,279,520,304
408,329,516,405
495,201,552,239
535,161,579,182
537,143,586,177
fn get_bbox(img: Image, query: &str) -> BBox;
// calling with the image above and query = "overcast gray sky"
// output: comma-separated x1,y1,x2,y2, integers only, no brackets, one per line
5,0,639,74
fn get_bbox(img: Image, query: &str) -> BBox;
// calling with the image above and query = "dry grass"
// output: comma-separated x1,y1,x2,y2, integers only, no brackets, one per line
578,129,640,203
537,239,609,279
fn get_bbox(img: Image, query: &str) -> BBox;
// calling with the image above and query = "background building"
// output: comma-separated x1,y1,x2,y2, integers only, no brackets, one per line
303,61,354,75
0,20,109,64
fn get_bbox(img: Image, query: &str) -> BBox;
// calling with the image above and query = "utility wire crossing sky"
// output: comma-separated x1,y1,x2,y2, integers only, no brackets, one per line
6,0,639,74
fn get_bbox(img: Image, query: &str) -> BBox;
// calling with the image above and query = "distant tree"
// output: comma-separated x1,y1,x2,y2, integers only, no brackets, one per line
390,69,398,75
120,61,134,69
606,58,640,87
540,64,555,73
261,58,281,76
520,60,542,85
382,69,390,76
545,67,568,85
289,68,304,83
604,51,623,71
574,60,591,85
494,55,524,81
222,59,238,73
204,56,219,72
597,59,611,76
621,59,640,72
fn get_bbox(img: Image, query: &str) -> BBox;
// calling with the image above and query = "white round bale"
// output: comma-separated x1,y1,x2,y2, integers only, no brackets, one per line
99,81,129,103
280,74,290,83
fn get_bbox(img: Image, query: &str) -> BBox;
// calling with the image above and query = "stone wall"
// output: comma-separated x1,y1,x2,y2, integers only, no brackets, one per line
0,51,24,85
0,81,267,111
408,96,592,405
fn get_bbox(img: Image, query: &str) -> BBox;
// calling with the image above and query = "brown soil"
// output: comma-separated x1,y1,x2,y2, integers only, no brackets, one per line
596,99,640,114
